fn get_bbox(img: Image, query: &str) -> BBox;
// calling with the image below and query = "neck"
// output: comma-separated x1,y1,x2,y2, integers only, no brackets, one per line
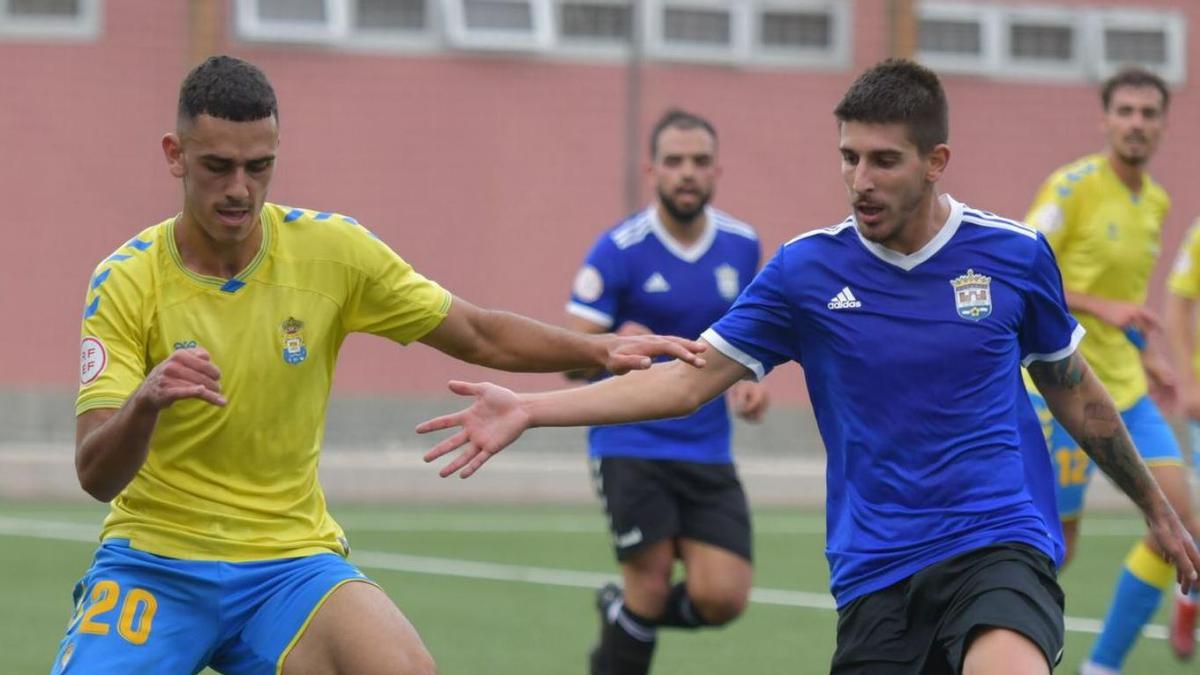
886,190,948,255
655,203,707,246
174,209,263,279
1106,151,1145,194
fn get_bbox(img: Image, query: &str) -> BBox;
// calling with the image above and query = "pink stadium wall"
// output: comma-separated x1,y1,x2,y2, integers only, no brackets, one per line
3,0,1199,404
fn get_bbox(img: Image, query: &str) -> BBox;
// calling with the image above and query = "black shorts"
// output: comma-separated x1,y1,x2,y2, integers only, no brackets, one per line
590,457,752,563
831,543,1064,675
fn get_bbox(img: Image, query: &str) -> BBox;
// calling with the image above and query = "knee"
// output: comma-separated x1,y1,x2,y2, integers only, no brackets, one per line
691,588,749,626
392,648,438,675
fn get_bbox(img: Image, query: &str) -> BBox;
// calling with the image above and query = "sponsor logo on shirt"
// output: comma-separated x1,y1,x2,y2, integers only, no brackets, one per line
643,272,670,293
573,265,604,302
80,336,107,385
827,287,862,310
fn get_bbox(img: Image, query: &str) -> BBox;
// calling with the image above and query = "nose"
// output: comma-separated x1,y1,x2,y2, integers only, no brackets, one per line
227,168,250,202
851,163,873,193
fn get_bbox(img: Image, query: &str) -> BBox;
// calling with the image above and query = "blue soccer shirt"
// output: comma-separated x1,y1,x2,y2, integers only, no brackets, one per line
569,205,760,463
704,196,1078,606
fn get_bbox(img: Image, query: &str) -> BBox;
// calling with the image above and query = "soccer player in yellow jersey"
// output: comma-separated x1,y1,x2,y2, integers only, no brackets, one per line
1163,220,1200,659
55,55,705,675
1023,67,1198,673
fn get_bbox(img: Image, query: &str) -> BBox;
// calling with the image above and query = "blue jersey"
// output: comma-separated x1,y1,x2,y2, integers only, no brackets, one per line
569,205,760,463
703,197,1077,606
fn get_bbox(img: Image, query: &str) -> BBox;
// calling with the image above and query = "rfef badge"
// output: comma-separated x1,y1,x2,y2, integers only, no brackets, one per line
950,269,992,321
281,316,308,365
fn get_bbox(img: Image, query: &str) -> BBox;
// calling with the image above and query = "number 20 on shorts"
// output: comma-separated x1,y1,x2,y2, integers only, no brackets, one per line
76,580,158,645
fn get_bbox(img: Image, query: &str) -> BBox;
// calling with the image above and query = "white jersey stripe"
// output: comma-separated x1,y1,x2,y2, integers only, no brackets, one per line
701,328,765,381
566,302,614,329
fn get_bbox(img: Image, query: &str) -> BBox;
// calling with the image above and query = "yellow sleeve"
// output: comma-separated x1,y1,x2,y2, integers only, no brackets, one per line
341,228,452,344
1024,171,1079,254
1169,219,1200,298
76,262,149,415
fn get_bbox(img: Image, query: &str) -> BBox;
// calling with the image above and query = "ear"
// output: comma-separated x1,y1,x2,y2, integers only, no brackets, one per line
162,133,186,179
925,144,950,182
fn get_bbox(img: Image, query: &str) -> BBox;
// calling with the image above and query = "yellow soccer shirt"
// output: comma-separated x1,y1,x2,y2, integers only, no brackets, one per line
1025,153,1170,410
1168,219,1200,381
76,204,451,561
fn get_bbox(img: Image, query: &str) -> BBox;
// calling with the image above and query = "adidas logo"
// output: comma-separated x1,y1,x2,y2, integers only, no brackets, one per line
643,272,670,293
827,287,862,310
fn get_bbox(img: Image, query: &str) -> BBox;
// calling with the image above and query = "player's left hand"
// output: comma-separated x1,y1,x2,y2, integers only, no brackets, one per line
729,380,769,422
1147,503,1200,595
418,381,530,478
602,334,707,375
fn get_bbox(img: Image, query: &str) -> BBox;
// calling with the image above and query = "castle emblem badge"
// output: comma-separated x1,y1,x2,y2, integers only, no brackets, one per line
950,269,992,321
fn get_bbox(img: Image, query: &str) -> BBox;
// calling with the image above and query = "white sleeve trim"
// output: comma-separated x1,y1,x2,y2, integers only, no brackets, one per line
1021,324,1086,367
701,328,766,381
566,302,614,329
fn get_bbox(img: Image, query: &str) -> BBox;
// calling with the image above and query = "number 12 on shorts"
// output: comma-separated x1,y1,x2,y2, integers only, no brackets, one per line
71,580,158,645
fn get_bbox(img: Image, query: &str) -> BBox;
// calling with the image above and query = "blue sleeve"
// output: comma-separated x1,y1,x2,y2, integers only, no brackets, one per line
567,233,625,329
702,246,797,380
1019,234,1083,366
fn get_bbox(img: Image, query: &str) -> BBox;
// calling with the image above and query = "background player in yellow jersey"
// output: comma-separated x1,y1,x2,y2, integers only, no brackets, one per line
1163,220,1200,659
58,55,706,675
1024,66,1198,673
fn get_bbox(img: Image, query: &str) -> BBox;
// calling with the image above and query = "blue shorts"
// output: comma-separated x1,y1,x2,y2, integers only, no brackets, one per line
51,539,372,675
1029,393,1182,520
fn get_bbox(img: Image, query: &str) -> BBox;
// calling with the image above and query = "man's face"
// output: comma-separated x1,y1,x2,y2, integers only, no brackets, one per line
839,121,940,247
650,126,720,224
164,114,279,245
1103,85,1166,168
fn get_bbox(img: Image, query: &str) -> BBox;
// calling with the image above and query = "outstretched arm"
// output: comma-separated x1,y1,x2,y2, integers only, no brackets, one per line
1029,351,1200,591
419,343,750,478
420,297,705,375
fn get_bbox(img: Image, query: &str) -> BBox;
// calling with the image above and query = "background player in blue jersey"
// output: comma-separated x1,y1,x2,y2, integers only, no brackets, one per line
420,59,1200,675
565,109,768,675
59,55,707,675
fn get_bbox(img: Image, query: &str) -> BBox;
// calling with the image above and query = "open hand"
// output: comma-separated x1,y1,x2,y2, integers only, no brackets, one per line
418,381,530,478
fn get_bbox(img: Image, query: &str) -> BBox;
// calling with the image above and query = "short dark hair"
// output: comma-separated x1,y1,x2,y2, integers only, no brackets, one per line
649,108,717,158
1101,66,1169,112
177,55,278,129
834,58,948,154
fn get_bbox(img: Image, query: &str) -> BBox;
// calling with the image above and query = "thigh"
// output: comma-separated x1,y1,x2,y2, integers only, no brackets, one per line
677,539,752,600
936,545,1064,674
1030,391,1094,520
673,461,753,563
592,457,680,562
280,580,434,675
830,581,932,675
51,541,218,675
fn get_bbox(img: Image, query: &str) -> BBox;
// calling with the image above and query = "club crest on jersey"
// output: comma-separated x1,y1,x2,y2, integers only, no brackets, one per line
715,264,740,301
950,269,992,321
280,316,308,365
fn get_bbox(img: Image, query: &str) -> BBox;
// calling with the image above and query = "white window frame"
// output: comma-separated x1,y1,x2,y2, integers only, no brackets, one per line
750,0,851,69
551,0,634,60
999,6,1086,81
645,0,750,64
444,0,554,52
1094,8,1186,85
235,0,347,44
915,3,1001,76
0,0,102,40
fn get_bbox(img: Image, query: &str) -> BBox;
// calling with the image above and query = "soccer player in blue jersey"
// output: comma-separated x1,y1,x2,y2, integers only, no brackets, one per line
57,55,706,675
420,59,1200,674
565,109,768,675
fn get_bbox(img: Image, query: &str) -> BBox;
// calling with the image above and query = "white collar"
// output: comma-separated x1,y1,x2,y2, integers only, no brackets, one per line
649,205,717,263
854,195,963,271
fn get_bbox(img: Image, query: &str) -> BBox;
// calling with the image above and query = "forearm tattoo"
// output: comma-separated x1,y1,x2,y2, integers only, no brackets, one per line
1030,353,1161,514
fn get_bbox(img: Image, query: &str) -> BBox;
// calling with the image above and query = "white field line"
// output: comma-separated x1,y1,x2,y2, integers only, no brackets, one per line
0,517,1186,641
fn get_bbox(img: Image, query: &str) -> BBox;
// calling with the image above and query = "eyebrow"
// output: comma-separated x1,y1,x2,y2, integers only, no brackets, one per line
198,153,277,164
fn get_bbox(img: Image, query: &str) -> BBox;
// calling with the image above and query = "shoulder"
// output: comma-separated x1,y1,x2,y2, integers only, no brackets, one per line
1041,154,1105,197
605,209,655,251
270,203,390,261
1144,176,1171,210
709,207,758,242
782,216,856,252
88,221,166,287
959,205,1039,242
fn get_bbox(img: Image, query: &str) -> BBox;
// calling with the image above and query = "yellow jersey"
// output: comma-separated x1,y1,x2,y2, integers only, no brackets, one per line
1024,153,1170,409
76,204,451,561
1168,219,1200,381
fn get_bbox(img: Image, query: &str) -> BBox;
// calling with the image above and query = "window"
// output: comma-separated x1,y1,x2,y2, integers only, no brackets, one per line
558,0,632,44
916,3,997,74
920,19,981,55
752,1,849,67
1009,23,1072,61
444,0,553,50
235,0,436,47
0,0,101,39
1000,8,1082,79
236,0,343,42
354,0,429,31
645,0,746,62
1096,9,1185,84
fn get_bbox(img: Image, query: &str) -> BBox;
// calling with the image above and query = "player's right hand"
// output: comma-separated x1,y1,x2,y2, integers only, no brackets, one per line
1093,300,1159,332
136,347,226,410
